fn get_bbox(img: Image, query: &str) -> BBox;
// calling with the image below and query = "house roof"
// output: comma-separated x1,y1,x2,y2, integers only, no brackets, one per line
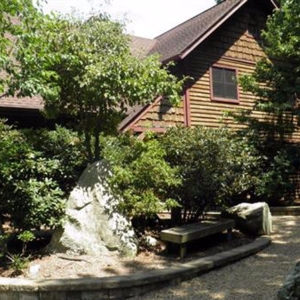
151,0,247,62
0,95,43,110
0,0,278,124
130,36,157,59
118,103,146,131
119,0,278,132
152,0,278,63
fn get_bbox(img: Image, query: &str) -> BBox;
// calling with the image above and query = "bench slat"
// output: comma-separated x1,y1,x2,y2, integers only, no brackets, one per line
161,218,235,253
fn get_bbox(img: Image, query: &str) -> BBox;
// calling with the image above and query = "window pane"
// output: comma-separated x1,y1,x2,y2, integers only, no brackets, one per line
212,67,223,82
212,67,238,100
213,82,225,98
225,83,238,99
224,70,236,84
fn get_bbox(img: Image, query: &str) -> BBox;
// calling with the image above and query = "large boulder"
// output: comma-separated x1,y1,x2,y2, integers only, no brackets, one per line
221,202,272,235
278,261,300,300
48,161,138,258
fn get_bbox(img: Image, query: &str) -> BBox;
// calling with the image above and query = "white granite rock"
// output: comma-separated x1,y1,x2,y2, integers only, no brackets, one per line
48,161,138,258
222,202,272,235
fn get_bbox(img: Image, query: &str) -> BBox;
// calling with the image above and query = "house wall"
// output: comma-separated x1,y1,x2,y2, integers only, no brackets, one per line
127,1,300,142
184,1,300,146
185,2,268,130
128,2,278,134
130,97,185,133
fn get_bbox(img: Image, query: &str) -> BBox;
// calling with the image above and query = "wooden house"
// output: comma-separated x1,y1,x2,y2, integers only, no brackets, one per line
119,0,279,135
0,0,279,132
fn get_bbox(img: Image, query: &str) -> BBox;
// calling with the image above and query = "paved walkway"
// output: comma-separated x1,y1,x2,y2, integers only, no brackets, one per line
133,215,300,300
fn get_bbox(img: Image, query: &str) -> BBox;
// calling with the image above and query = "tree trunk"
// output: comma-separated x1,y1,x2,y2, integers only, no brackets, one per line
94,130,100,162
84,131,93,163
171,207,181,226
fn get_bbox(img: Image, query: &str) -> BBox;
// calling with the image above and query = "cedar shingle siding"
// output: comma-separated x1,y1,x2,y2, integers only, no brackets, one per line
121,0,278,134
1,0,279,133
185,1,269,130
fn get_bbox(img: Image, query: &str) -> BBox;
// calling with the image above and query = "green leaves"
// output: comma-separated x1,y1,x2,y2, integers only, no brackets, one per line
160,126,261,220
9,13,183,161
235,0,300,205
0,0,44,95
0,121,86,230
101,133,181,218
263,0,300,60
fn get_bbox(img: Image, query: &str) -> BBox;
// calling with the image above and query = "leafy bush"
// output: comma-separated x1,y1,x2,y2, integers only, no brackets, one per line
101,133,181,219
0,120,87,231
160,126,261,221
238,129,300,205
23,125,87,194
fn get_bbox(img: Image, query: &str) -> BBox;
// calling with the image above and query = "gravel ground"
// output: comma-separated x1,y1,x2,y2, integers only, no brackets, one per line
133,215,300,300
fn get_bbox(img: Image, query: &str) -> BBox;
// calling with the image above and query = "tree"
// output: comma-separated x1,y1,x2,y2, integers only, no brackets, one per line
9,13,184,162
0,0,42,96
236,0,300,204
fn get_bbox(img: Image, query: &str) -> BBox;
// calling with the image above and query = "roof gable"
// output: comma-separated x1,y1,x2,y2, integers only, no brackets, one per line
0,0,279,126
120,0,278,132
149,0,277,63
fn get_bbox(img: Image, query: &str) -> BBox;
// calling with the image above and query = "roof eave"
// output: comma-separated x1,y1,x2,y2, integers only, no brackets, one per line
119,96,163,132
178,0,248,61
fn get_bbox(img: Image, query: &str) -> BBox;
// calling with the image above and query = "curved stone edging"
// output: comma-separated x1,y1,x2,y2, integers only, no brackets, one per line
0,236,271,300
271,206,300,216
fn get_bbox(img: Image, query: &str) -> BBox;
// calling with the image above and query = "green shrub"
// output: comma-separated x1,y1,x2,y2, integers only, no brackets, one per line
101,133,181,219
23,125,87,194
6,252,30,275
160,126,261,221
243,133,300,205
0,120,87,231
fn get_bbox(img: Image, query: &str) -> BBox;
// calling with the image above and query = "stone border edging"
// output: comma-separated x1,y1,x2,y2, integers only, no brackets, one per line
271,206,300,215
0,236,271,300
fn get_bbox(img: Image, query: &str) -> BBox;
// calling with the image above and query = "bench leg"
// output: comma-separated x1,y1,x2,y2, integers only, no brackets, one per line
227,228,233,241
180,244,187,259
165,242,171,254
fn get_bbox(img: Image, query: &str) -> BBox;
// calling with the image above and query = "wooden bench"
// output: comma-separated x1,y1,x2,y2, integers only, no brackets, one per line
160,218,235,258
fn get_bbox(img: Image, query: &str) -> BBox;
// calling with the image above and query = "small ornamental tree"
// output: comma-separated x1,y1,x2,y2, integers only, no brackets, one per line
8,13,184,162
160,126,261,222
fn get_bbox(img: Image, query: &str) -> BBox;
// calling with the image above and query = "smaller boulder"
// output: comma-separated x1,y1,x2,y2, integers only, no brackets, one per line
278,261,300,300
143,236,158,247
221,202,272,235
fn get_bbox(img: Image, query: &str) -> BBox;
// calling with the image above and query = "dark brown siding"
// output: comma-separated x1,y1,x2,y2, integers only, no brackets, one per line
130,98,185,133
185,2,268,130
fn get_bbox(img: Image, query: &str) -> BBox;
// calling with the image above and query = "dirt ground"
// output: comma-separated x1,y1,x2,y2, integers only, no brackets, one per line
0,230,253,280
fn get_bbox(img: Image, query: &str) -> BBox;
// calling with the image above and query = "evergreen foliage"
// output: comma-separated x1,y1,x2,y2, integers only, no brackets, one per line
235,0,300,205
0,120,86,231
160,126,261,221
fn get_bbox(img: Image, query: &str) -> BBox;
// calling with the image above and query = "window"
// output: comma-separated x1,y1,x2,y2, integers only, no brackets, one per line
211,66,238,102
